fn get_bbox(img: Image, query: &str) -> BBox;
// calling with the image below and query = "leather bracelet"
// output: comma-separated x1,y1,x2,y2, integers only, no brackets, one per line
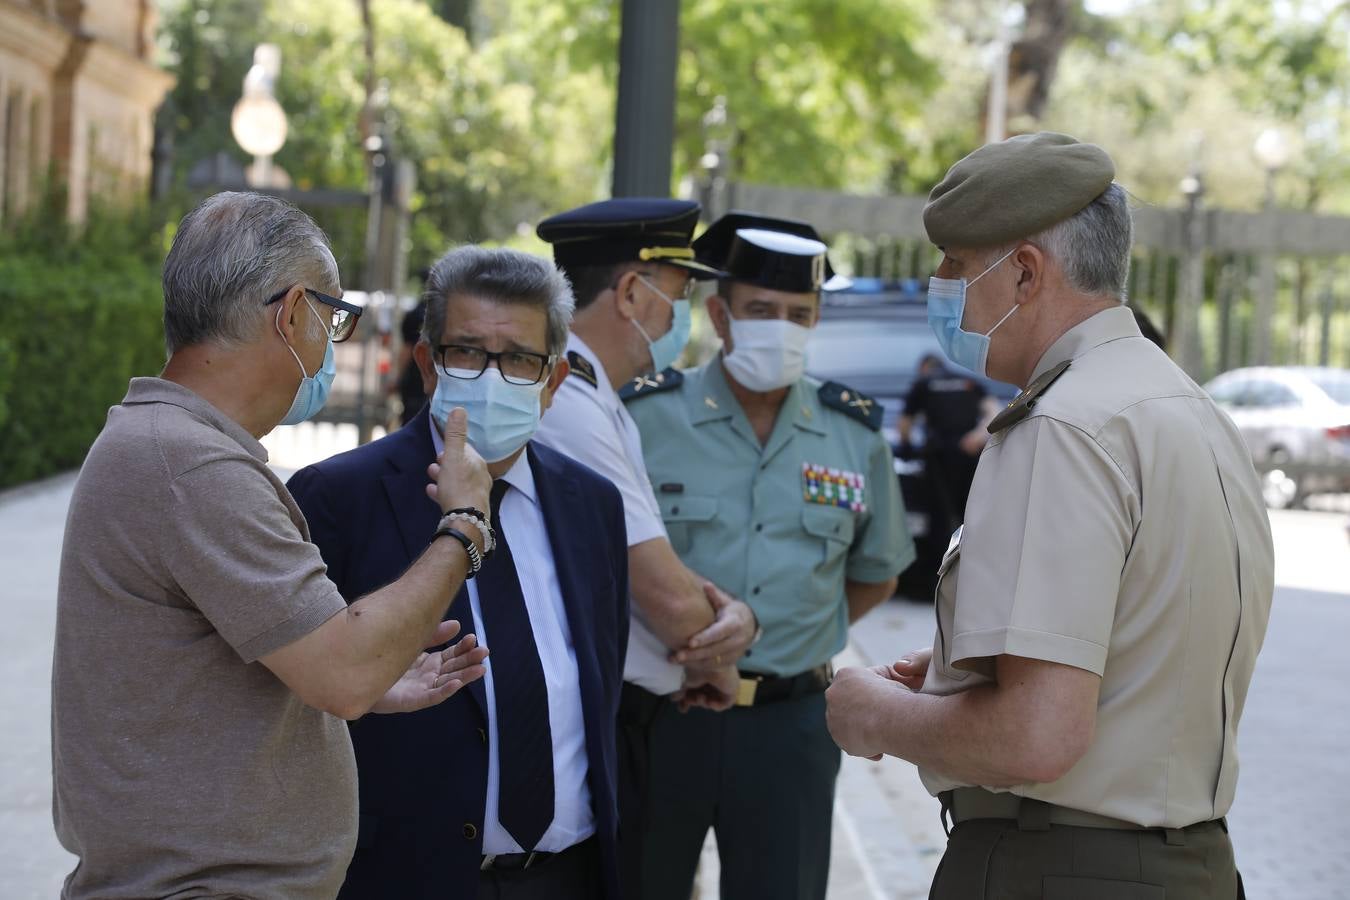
442,512,495,557
435,525,482,577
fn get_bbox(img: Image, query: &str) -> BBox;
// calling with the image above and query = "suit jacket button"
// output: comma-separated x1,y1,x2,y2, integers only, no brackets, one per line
463,823,478,840
478,727,487,744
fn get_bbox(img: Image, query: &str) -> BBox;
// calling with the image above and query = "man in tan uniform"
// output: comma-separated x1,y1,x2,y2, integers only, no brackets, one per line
826,132,1273,898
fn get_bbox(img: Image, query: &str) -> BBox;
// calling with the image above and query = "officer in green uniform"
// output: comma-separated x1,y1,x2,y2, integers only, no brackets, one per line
623,213,914,900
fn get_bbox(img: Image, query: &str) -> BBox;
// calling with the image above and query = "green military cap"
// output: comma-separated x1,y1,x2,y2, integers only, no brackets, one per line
923,132,1115,248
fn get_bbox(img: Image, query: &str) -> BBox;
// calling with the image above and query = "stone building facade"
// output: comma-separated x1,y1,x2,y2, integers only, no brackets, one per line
0,0,173,223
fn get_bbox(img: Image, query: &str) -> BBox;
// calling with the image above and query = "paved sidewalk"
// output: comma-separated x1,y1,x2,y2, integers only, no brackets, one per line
4,454,1347,898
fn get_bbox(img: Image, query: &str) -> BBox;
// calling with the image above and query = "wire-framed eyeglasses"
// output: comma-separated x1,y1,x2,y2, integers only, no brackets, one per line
264,287,362,343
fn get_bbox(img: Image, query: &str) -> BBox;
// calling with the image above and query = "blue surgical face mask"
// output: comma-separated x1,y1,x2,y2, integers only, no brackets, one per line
927,247,1019,377
278,299,336,426
430,366,546,463
631,275,691,373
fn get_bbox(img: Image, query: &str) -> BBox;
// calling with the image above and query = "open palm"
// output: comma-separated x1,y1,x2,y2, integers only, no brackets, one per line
373,620,489,714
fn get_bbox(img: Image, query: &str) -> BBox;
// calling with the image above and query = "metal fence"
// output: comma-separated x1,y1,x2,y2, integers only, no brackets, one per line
719,182,1350,383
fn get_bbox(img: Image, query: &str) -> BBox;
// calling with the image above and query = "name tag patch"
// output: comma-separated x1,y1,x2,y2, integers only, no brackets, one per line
802,463,866,512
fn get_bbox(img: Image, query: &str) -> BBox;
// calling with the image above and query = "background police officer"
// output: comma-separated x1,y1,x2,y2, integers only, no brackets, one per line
624,212,914,900
826,133,1273,900
898,353,996,537
531,198,762,896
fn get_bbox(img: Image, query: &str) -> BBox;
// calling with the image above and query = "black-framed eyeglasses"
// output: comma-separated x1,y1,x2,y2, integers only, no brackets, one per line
264,286,363,343
435,344,555,386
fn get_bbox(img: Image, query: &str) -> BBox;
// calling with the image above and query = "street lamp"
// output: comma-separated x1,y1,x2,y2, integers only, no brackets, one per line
1251,128,1289,364
1174,166,1206,375
700,96,734,220
231,44,288,188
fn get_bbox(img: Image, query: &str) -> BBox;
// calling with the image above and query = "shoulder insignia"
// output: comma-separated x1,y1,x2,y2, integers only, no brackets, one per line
620,367,683,402
987,360,1071,435
819,381,883,431
566,350,598,389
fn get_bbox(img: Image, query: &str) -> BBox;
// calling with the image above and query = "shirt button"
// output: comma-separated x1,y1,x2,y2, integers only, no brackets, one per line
752,586,761,595
463,823,478,840
671,506,680,515
755,523,763,532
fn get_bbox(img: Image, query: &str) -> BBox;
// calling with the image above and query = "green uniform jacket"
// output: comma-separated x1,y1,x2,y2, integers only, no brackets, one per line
624,359,915,676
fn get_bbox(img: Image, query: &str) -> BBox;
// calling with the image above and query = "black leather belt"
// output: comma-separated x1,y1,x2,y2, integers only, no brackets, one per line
735,664,832,707
481,835,595,872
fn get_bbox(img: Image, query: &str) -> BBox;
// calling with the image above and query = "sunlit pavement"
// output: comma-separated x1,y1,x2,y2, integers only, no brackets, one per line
3,424,1347,898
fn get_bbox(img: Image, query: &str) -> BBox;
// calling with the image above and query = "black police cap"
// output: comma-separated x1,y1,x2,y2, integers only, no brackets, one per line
692,211,845,293
536,198,724,279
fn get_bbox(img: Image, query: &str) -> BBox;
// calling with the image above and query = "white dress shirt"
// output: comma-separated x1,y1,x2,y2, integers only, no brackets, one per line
532,332,685,695
431,424,595,853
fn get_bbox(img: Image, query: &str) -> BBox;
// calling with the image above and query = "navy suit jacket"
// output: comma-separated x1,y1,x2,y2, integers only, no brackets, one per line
287,408,629,900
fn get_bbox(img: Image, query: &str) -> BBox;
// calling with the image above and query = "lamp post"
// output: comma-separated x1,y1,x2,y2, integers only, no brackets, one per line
231,44,288,189
1252,128,1289,365
699,96,734,221
1175,167,1206,375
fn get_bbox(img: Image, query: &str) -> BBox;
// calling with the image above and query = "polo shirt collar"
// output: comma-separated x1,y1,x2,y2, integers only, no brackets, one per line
121,377,268,462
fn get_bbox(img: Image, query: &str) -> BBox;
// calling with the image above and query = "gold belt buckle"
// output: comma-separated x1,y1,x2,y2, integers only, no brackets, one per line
735,675,761,707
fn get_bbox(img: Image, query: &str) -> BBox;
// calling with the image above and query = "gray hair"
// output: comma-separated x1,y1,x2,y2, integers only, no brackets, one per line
422,246,575,357
1025,182,1132,300
162,192,339,354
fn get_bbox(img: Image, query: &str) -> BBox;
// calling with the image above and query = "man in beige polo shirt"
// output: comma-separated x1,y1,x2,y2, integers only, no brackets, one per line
52,192,494,899
826,133,1273,898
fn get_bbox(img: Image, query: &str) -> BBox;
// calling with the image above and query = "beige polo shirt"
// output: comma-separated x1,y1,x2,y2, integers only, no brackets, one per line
920,306,1274,828
52,378,357,899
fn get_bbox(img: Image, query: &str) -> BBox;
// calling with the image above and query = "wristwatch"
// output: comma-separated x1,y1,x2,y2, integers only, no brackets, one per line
435,524,483,577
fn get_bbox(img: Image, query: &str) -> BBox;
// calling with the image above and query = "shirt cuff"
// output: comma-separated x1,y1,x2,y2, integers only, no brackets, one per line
950,625,1108,676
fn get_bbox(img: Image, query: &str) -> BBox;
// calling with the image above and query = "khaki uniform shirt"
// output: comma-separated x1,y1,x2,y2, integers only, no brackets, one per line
625,360,914,676
920,307,1274,828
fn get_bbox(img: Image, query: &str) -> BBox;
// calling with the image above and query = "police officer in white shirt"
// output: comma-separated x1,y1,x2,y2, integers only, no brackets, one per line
533,198,762,897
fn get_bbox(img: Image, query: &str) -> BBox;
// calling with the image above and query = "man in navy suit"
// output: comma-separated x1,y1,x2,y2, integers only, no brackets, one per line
289,246,629,900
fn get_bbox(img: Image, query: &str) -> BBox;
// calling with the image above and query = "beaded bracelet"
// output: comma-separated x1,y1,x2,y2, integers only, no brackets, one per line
442,511,496,557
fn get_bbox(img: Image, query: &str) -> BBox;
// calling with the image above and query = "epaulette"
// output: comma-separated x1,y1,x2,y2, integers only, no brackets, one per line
818,381,883,431
566,350,598,389
620,367,683,401
987,360,1071,434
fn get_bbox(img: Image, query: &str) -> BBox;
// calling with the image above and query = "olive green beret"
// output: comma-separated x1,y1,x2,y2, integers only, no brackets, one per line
923,132,1115,248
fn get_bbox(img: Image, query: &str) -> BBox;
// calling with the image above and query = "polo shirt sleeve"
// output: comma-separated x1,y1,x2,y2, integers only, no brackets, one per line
535,380,667,547
950,415,1136,677
163,456,346,663
846,429,916,583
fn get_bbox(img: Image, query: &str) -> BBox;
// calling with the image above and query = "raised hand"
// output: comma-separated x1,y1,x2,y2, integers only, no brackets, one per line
372,619,489,714
425,406,492,519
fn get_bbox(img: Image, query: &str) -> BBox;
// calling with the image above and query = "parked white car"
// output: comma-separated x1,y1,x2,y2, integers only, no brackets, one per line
1204,366,1350,509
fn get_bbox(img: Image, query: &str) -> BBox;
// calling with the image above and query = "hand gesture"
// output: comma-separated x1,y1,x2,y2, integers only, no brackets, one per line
372,620,489,714
671,583,757,668
673,664,740,713
425,407,492,519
